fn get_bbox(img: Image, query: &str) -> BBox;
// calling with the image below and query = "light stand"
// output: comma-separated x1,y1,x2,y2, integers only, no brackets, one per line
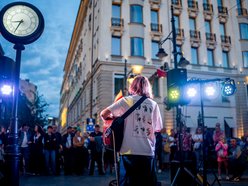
4,44,25,186
156,5,202,186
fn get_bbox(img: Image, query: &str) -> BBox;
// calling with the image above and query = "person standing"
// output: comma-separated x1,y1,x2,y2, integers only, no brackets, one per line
18,124,33,174
62,126,74,175
73,130,85,175
215,135,229,181
52,124,62,175
43,126,57,175
101,75,163,186
213,123,224,146
88,124,104,175
30,125,44,175
192,127,203,171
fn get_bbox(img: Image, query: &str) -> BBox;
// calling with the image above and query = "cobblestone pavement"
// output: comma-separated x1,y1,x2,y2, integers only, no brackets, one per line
20,169,248,186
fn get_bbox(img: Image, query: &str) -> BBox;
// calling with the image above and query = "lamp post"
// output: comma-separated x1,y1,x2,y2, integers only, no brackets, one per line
124,59,127,95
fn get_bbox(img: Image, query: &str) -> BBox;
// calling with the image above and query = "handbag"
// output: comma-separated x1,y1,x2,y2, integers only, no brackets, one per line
103,96,147,152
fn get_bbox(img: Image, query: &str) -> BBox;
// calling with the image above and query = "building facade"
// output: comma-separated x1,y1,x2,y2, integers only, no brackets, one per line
60,0,248,137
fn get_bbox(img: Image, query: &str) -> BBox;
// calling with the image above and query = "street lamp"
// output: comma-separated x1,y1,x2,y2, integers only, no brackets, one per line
156,5,200,186
123,58,143,95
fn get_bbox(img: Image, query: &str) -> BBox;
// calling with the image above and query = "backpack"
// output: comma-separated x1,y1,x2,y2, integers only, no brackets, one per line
103,96,147,152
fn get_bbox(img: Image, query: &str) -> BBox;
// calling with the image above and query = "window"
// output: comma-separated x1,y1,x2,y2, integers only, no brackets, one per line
222,51,229,68
112,4,121,18
240,23,248,40
112,36,121,55
243,51,248,68
207,49,214,66
205,20,211,33
189,18,196,30
203,0,209,4
151,10,158,24
151,41,159,59
236,0,242,9
219,23,225,36
176,45,182,62
114,74,124,96
152,77,159,97
131,37,144,56
174,15,180,29
191,47,198,64
217,0,223,6
130,5,143,24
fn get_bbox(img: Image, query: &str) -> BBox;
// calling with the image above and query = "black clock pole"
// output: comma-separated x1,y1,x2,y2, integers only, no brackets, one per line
5,44,25,186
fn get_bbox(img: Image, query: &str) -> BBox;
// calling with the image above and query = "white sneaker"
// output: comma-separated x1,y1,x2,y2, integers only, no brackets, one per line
158,169,162,173
218,176,222,180
226,176,230,180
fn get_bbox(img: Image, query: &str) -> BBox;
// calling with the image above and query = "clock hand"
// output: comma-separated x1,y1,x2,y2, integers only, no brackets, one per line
14,19,24,33
11,20,23,23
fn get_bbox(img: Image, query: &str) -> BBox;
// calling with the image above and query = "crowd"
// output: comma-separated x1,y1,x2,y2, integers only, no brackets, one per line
0,121,247,183
155,122,248,182
0,123,113,180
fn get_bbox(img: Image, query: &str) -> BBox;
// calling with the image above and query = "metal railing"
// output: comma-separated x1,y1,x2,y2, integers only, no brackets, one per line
188,0,198,9
111,17,124,27
221,35,231,44
151,23,162,32
190,30,201,39
176,28,184,37
218,6,228,14
172,0,181,6
237,8,248,16
205,33,216,41
203,3,213,12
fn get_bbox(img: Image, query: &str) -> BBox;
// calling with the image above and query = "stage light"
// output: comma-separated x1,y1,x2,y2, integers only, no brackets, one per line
203,83,218,99
169,87,180,101
222,79,236,96
186,86,197,98
1,84,13,95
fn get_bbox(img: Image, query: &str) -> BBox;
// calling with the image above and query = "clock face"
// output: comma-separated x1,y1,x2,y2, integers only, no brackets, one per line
0,2,44,44
3,5,39,37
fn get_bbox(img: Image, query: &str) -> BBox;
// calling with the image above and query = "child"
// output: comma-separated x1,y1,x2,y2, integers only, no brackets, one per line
215,135,229,180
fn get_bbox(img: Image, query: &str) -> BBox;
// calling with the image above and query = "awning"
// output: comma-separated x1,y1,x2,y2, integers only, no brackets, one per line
203,117,219,128
224,117,236,128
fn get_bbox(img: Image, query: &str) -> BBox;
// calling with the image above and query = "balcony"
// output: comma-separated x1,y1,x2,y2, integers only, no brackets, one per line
190,30,201,47
205,33,216,49
172,0,182,15
203,3,213,20
150,23,163,39
110,18,124,36
221,35,231,51
188,0,199,18
236,8,248,17
176,28,185,45
112,0,122,3
218,6,229,23
149,0,161,9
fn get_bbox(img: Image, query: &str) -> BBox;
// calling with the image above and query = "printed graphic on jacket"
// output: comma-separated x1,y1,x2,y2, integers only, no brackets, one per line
132,103,153,138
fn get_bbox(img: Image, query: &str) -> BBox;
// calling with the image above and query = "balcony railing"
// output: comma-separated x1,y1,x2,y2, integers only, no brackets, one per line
203,3,213,12
218,6,228,14
151,23,163,32
176,28,184,37
190,30,201,39
172,0,181,6
149,0,161,4
221,35,231,44
237,8,248,16
111,18,124,27
205,33,216,41
188,0,198,9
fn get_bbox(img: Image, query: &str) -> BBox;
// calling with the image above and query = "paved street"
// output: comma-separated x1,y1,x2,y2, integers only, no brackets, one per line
20,169,248,186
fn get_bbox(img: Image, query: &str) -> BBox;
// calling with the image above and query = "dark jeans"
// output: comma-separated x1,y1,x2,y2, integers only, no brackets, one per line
89,151,104,175
20,147,30,172
122,155,157,186
44,149,56,175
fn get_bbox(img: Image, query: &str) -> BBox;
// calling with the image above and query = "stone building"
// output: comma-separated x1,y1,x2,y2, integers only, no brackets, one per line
60,0,248,137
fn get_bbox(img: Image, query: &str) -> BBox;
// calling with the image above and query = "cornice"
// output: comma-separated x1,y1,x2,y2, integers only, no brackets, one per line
63,0,89,76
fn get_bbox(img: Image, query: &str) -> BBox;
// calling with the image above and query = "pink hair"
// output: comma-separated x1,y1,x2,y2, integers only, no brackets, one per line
128,75,153,99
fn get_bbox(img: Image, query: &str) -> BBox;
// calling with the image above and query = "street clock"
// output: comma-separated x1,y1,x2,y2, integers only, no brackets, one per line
0,2,44,45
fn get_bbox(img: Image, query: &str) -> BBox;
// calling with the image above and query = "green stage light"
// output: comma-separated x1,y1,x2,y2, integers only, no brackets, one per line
169,87,180,101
